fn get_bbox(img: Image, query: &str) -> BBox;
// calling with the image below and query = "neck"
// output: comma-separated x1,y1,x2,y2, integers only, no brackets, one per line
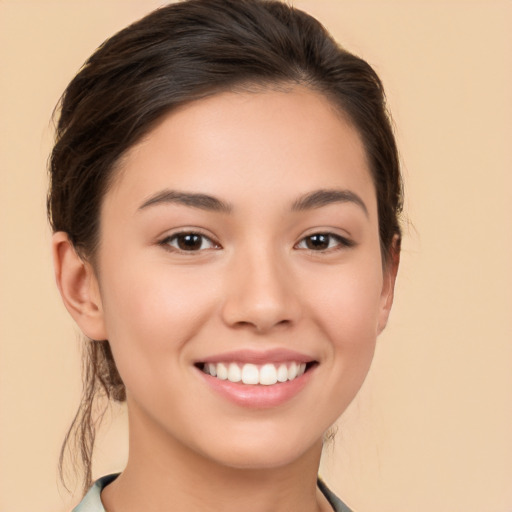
101,406,330,512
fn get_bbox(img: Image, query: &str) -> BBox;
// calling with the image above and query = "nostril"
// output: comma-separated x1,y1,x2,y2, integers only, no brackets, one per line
230,318,292,333
232,321,253,329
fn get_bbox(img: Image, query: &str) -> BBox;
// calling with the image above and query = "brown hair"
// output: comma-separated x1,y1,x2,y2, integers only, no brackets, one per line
48,0,402,494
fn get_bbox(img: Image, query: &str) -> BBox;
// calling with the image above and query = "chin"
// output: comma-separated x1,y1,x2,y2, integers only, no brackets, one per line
194,423,324,471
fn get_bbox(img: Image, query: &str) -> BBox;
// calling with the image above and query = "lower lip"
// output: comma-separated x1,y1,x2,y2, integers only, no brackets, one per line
196,366,315,408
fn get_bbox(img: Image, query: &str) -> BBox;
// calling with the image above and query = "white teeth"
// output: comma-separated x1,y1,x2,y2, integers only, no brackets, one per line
227,363,241,383
241,363,259,385
216,362,228,380
277,364,288,382
259,364,277,385
288,362,298,380
203,361,309,385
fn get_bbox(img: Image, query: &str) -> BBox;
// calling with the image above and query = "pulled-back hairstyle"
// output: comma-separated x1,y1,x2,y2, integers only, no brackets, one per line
48,0,402,494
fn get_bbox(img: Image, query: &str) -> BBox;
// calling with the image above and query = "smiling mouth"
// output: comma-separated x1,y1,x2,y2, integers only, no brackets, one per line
196,361,317,386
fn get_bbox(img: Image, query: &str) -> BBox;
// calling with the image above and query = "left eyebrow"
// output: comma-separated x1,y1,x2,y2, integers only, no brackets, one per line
138,189,232,213
291,188,369,217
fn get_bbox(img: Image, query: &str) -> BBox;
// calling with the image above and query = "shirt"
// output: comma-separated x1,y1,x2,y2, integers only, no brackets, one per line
72,473,354,512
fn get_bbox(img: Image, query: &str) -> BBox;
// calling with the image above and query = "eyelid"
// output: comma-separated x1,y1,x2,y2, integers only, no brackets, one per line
158,229,221,253
156,228,354,254
294,231,355,252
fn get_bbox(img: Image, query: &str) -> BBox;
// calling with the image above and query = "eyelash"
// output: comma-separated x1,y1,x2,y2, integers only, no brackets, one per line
295,233,355,252
159,231,219,253
159,231,354,254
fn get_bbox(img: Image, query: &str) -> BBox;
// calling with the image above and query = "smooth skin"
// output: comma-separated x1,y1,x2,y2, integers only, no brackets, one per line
53,87,398,512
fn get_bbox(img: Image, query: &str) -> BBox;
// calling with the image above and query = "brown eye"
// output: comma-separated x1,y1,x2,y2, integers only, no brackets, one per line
296,233,353,251
176,234,202,250
305,234,330,250
163,232,218,252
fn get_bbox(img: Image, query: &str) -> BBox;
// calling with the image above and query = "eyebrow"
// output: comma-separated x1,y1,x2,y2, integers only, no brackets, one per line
138,189,232,213
291,189,368,216
138,187,368,216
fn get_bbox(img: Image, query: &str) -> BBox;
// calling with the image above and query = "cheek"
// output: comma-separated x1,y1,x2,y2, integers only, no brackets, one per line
311,263,384,343
306,258,383,391
98,258,219,358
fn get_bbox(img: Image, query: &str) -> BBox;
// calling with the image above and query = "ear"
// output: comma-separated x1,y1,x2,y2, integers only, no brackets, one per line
52,231,107,341
377,235,400,335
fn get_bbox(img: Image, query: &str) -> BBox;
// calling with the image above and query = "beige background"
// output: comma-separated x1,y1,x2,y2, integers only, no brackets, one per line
1,1,511,511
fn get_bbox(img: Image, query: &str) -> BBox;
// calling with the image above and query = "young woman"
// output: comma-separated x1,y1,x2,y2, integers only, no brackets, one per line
48,1,402,510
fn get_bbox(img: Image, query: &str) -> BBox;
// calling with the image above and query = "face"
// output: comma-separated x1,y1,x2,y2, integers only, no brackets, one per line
90,87,396,470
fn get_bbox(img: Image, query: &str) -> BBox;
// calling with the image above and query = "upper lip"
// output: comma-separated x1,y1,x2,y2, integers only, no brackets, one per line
198,349,316,365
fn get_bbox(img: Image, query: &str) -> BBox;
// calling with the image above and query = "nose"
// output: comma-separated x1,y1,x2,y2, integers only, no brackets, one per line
220,246,302,333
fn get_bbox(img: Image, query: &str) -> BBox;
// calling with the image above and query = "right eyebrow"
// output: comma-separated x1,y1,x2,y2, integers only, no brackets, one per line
137,189,232,213
291,188,369,217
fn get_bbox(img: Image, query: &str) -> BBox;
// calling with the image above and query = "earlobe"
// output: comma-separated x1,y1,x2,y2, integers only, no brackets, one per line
52,232,107,341
377,236,400,335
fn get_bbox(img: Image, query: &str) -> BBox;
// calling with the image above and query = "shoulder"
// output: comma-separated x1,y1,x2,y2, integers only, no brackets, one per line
317,478,355,512
72,474,119,512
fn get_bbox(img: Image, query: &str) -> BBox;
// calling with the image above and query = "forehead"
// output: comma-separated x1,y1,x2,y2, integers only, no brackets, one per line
106,87,376,216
